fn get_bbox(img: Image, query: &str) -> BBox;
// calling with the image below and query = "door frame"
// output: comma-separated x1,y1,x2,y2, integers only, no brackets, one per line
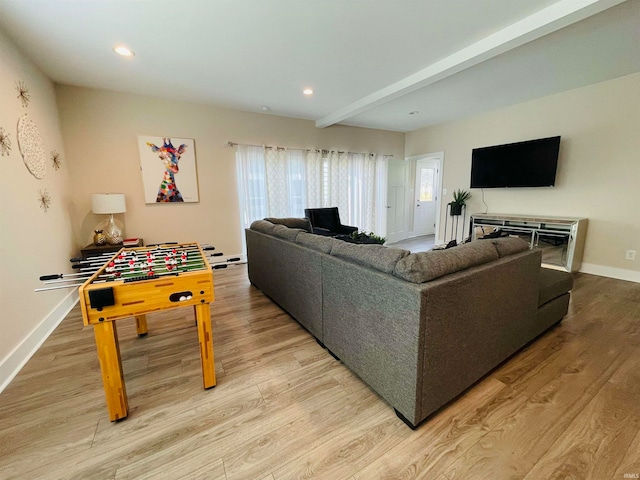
406,151,444,243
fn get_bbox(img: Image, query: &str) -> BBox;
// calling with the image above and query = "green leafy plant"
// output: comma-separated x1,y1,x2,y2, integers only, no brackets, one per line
451,189,471,206
349,231,386,244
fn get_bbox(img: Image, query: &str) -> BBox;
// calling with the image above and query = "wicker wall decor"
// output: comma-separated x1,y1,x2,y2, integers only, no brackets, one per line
17,114,46,179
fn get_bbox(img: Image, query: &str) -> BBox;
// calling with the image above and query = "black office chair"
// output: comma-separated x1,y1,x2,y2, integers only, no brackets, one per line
304,207,358,237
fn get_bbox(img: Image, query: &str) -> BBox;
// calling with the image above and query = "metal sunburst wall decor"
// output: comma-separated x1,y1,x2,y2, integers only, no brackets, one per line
51,150,61,170
16,80,31,108
38,188,51,212
0,127,11,156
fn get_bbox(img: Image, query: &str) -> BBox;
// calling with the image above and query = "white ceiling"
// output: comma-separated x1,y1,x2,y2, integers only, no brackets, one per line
0,0,638,132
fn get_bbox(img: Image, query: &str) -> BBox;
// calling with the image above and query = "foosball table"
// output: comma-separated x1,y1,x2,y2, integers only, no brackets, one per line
76,242,216,421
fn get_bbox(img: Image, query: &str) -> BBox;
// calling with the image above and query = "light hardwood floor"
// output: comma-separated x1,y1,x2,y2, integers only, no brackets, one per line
1,266,639,479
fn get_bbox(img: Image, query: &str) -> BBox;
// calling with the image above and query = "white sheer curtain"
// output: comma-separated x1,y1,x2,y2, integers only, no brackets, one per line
264,148,306,218
235,144,389,239
311,150,388,234
235,144,267,229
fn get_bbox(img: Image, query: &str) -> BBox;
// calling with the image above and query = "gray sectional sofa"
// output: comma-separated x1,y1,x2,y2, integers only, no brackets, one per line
246,218,573,428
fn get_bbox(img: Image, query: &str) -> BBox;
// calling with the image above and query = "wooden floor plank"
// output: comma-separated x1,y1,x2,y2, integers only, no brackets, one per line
1,267,639,480
522,347,640,480
351,377,527,480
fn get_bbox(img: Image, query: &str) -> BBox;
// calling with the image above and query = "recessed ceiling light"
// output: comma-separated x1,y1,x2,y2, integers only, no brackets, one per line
409,111,419,115
113,46,135,57
303,88,314,95
261,105,271,111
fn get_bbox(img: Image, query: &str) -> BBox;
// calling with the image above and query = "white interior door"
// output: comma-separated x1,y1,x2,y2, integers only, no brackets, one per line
386,160,410,244
413,159,439,235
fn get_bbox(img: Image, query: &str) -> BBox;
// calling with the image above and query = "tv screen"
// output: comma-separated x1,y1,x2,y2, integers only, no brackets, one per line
470,136,560,188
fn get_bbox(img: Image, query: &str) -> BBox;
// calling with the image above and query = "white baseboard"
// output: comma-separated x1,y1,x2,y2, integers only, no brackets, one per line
579,263,640,283
0,290,79,393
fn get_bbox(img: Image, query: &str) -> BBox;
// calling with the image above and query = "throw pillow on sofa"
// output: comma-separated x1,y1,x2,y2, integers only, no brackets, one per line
490,236,529,257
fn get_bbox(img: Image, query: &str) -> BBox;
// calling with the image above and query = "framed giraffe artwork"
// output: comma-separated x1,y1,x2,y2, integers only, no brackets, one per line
137,135,199,203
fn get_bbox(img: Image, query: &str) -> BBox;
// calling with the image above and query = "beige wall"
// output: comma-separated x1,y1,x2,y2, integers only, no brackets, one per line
0,29,75,382
56,86,405,253
406,73,640,280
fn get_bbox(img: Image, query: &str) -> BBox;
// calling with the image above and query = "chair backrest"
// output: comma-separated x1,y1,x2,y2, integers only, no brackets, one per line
304,207,341,230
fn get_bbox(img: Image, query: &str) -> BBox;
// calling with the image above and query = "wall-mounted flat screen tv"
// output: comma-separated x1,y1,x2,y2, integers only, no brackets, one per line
470,136,561,188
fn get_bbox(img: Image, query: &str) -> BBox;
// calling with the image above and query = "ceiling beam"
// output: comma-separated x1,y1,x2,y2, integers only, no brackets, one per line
315,0,628,128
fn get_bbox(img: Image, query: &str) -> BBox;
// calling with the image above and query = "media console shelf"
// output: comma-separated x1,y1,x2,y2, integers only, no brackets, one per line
470,213,587,272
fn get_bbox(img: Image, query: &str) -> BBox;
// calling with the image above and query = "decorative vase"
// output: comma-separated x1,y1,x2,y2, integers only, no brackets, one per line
93,229,107,246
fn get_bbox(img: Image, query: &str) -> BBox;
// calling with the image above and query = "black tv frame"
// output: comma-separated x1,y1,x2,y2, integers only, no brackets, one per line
470,136,561,188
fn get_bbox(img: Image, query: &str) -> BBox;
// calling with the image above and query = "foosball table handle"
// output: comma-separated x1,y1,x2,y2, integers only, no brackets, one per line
40,274,63,281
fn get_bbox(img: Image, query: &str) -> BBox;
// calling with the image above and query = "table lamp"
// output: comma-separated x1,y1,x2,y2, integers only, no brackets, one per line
91,193,126,245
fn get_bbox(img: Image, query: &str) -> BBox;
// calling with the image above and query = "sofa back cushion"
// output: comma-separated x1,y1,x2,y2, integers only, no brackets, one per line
394,241,500,283
296,232,340,254
491,236,529,257
272,224,306,242
250,219,276,235
265,217,313,233
330,242,409,274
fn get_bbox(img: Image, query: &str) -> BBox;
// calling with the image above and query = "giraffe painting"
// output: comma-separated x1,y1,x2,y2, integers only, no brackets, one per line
146,138,187,202
138,135,198,204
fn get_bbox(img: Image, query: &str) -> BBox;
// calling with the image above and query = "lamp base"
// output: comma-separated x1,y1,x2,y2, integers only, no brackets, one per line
105,214,123,245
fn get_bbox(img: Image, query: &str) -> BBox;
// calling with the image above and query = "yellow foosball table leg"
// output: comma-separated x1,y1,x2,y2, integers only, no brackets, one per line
93,321,129,421
194,303,216,389
135,315,148,336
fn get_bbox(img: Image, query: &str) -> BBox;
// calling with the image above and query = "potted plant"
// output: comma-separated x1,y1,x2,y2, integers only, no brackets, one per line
347,231,386,244
449,189,471,216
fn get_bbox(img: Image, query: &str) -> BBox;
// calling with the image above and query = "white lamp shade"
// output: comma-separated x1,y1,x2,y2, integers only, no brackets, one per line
91,193,127,214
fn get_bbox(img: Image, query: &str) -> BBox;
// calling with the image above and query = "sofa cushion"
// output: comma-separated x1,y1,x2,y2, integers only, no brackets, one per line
250,219,276,235
491,236,529,257
296,232,340,253
265,217,313,233
394,241,500,283
272,224,306,242
539,268,573,306
330,242,409,274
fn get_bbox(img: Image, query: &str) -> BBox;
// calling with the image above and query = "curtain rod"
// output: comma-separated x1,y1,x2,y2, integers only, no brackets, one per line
227,141,393,157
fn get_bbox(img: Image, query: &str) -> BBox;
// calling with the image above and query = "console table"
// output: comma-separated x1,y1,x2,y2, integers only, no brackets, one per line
470,213,587,272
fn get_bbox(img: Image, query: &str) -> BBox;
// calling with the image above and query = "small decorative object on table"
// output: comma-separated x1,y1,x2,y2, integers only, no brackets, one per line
94,230,107,246
122,238,142,247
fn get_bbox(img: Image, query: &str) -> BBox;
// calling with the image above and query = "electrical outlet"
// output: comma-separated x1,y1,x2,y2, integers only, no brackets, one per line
625,250,636,260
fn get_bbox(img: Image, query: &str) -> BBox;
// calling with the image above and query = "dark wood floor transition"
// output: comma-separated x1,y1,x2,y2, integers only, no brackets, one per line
1,266,639,479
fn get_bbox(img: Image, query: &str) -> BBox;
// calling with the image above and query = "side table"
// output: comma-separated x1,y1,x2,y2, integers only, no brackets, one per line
81,239,144,259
